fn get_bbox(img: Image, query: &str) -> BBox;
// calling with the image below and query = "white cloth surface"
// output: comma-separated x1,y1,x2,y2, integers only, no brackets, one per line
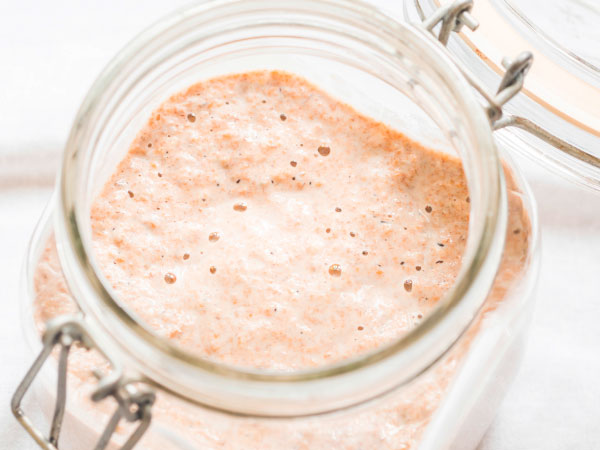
0,1,598,449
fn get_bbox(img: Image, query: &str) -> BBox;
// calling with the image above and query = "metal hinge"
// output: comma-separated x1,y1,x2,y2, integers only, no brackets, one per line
421,0,533,123
12,315,155,450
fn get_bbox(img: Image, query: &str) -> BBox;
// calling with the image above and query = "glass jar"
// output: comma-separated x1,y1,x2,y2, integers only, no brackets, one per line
14,0,540,449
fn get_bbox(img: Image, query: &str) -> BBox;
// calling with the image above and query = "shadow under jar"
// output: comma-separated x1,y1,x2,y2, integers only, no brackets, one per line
15,1,540,449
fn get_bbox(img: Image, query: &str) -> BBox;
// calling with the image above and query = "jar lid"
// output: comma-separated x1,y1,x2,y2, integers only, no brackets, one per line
407,0,600,190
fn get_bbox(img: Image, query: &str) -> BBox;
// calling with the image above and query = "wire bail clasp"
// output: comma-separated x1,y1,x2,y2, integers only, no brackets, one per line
488,53,533,122
420,0,533,123
11,314,155,450
422,0,479,45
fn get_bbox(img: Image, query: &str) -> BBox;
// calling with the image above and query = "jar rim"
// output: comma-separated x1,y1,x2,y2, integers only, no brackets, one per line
54,0,506,416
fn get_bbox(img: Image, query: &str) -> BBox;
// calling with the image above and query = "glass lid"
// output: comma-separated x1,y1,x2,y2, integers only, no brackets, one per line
504,0,600,75
406,0,600,191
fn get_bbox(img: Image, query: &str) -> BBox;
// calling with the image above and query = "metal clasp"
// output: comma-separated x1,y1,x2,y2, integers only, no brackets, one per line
488,53,533,122
12,315,155,450
421,0,533,123
422,0,479,45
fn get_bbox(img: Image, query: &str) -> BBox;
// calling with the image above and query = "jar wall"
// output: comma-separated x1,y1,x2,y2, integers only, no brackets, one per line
20,149,538,449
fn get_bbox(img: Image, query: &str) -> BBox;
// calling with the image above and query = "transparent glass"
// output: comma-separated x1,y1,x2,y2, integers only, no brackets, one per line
405,0,600,191
500,0,600,85
18,0,539,449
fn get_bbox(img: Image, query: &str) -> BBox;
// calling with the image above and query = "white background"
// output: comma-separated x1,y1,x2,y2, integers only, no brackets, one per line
1,1,599,449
